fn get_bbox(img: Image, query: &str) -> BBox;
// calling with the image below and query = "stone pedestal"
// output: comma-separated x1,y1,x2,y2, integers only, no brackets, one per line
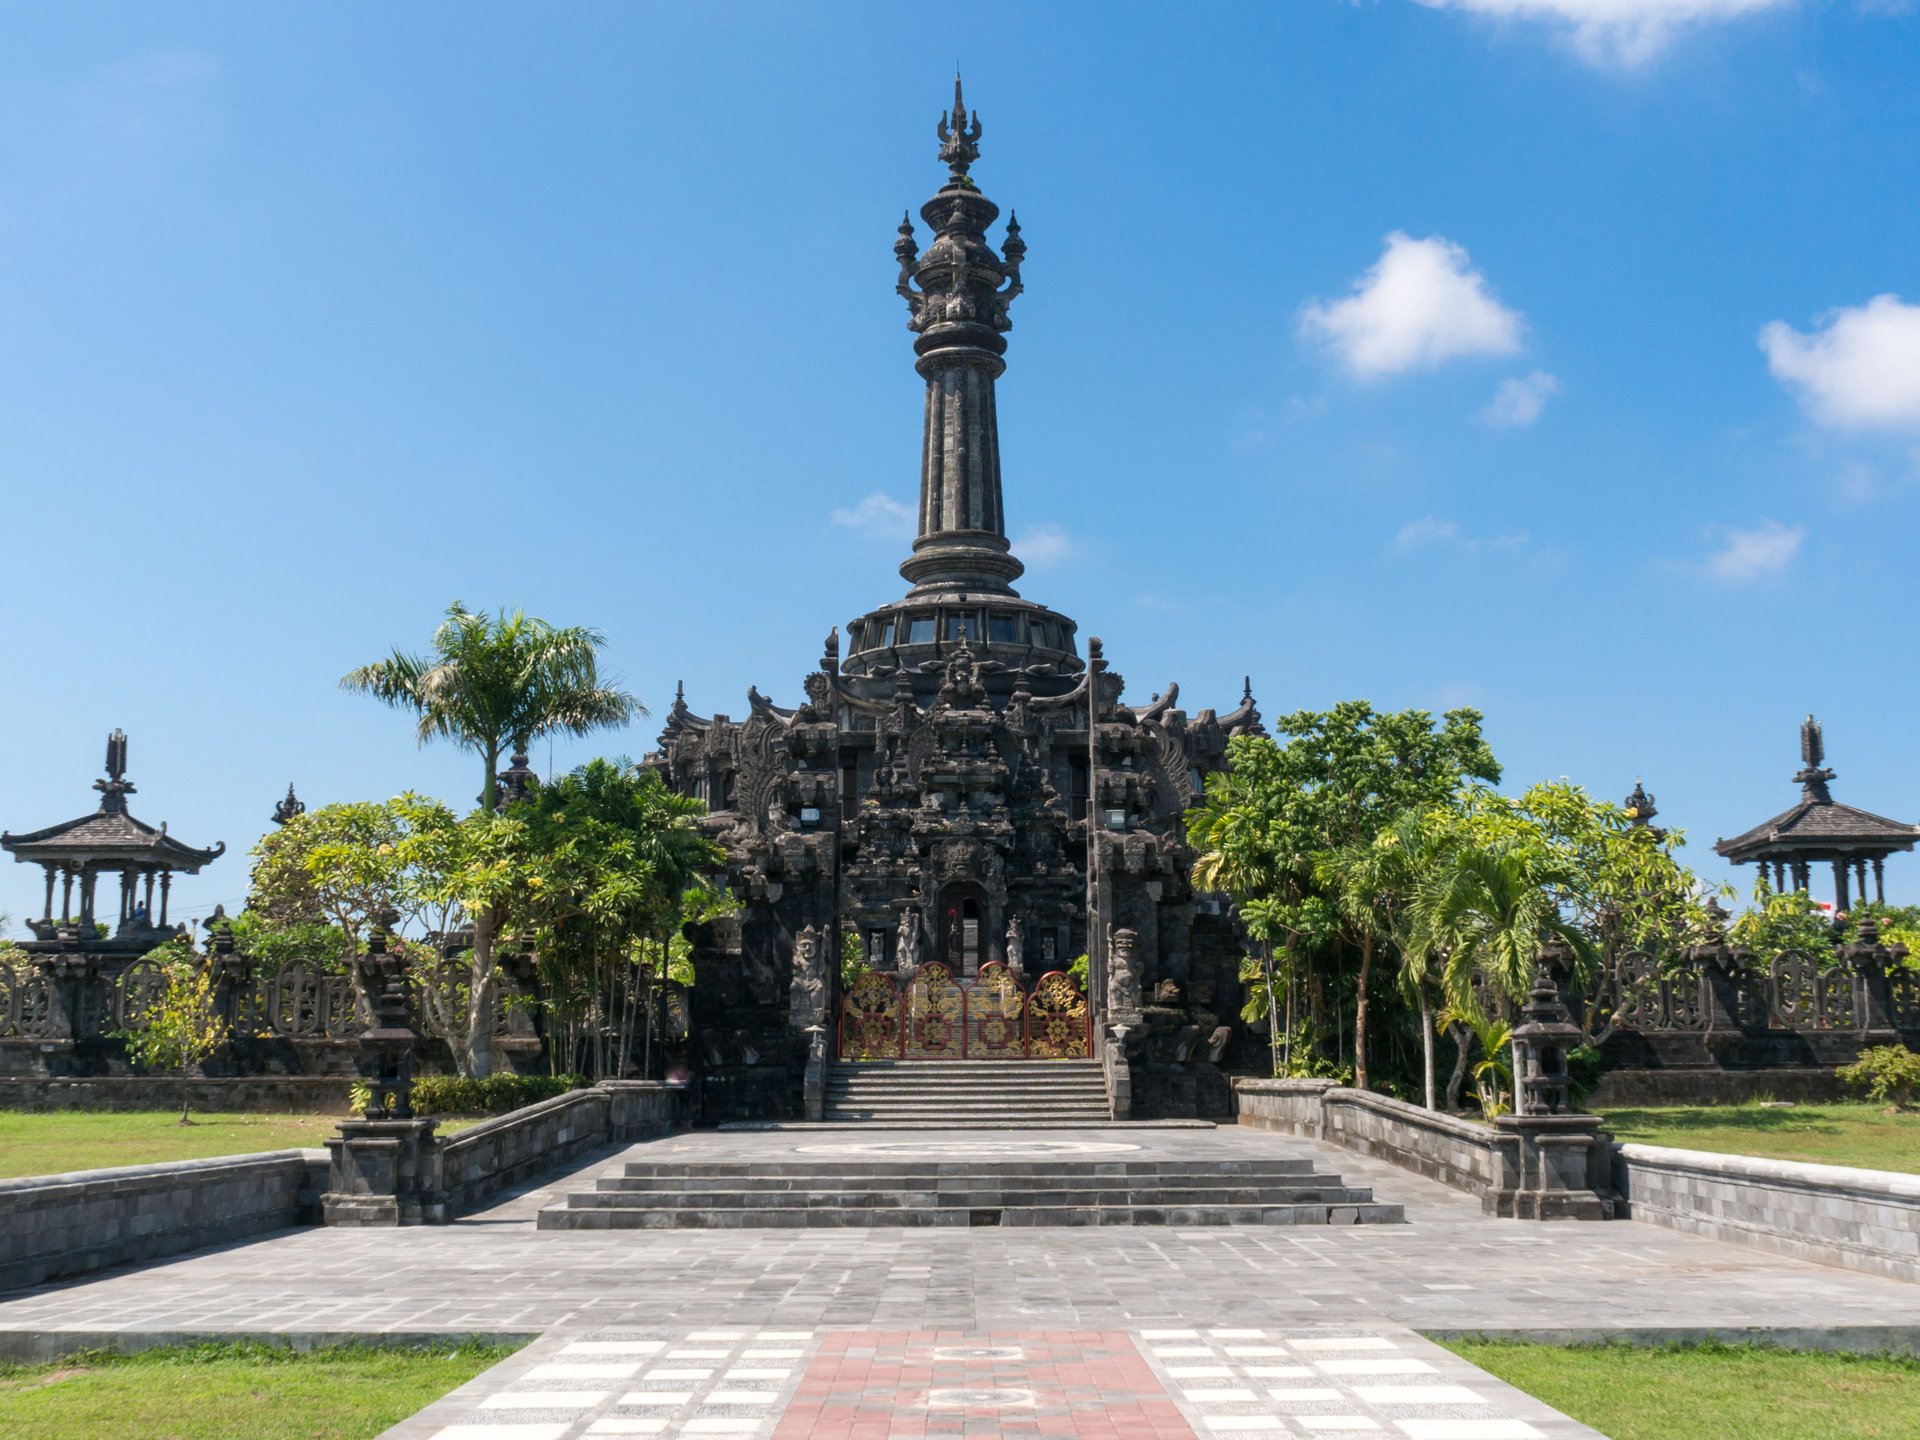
1491,1114,1615,1221
321,1118,443,1226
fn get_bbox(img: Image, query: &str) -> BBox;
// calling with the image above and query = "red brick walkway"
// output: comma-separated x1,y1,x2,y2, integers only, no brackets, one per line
772,1331,1197,1440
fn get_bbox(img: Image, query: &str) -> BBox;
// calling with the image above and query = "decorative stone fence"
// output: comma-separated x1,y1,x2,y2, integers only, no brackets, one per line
1614,1144,1920,1286
1576,932,1920,1105
1235,1078,1615,1220
323,1079,685,1226
0,1149,327,1292
0,947,542,1080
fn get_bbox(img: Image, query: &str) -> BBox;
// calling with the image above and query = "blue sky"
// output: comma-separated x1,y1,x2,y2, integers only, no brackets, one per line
3,0,1918,932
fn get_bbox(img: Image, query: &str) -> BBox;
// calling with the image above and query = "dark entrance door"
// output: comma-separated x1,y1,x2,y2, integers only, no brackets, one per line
940,889,985,976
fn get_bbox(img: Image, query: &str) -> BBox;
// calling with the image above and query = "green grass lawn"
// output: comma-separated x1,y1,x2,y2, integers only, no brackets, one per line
1598,1100,1920,1173
0,1111,482,1180
0,1341,516,1440
1444,1340,1920,1440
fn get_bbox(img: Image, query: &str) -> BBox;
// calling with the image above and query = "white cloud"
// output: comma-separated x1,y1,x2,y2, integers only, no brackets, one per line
1482,370,1560,427
830,492,914,540
1413,0,1795,68
1393,517,1462,553
1014,522,1073,567
1301,233,1524,380
1702,520,1803,583
1760,295,1920,430
1392,516,1529,554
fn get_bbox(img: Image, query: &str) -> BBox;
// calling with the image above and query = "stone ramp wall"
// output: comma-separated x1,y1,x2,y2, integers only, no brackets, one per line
0,1150,326,1293
438,1083,680,1215
1236,1077,1508,1198
1615,1143,1920,1286
1234,1077,1615,1220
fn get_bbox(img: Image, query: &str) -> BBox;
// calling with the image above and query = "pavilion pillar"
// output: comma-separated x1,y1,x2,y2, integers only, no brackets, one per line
1833,859,1850,914
60,867,74,924
117,869,131,924
158,870,172,927
1771,860,1786,892
1873,857,1886,904
78,867,95,931
41,866,55,922
1791,859,1809,893
142,868,156,920
1856,859,1870,907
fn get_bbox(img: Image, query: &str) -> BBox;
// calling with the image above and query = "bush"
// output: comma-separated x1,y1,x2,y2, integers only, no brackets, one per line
350,1073,586,1117
1838,1045,1920,1110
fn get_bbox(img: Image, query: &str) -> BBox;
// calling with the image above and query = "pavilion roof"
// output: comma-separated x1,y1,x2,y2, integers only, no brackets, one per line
1715,714,1918,863
0,729,224,872
1714,796,1920,862
2,807,225,871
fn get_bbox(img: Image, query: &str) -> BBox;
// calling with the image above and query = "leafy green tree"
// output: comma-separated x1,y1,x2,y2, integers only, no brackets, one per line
247,797,461,965
1186,703,1500,1086
121,937,230,1124
342,603,642,1076
440,760,724,1079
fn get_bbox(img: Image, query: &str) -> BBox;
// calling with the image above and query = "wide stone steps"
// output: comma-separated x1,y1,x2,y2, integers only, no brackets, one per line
538,1157,1407,1229
824,1059,1110,1123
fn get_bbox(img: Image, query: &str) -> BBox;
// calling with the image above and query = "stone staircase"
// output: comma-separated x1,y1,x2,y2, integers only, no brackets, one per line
538,1153,1405,1229
822,1059,1111,1125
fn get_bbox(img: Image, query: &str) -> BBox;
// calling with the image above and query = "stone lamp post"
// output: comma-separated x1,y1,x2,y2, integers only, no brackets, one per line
321,915,444,1226
1491,940,1616,1220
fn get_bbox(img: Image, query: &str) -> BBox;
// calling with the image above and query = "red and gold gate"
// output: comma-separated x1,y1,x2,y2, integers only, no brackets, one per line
836,961,1092,1060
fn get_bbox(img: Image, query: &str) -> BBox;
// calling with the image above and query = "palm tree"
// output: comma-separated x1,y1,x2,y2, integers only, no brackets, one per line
343,602,643,1075
1408,839,1590,1010
1407,838,1593,1111
1311,836,1398,1092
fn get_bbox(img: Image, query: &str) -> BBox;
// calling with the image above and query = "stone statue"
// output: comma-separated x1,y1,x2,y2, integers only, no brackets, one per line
1005,915,1025,979
789,924,828,1029
895,908,922,970
1107,926,1142,1018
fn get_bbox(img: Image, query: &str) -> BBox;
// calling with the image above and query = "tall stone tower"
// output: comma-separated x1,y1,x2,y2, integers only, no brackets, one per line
652,85,1265,1122
840,78,1081,696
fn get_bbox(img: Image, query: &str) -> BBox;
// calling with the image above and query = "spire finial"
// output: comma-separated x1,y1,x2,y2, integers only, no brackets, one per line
93,728,136,812
1794,713,1835,803
936,72,982,182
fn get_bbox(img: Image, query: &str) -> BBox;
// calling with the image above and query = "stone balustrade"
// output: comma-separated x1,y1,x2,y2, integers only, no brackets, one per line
1614,1143,1920,1285
323,1079,686,1226
0,1149,326,1292
1234,1077,1614,1219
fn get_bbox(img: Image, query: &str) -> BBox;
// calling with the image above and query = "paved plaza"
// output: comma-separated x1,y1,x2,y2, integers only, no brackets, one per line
3,1126,1918,1437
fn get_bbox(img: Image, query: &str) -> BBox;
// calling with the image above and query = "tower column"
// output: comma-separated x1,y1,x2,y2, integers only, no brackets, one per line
893,78,1028,598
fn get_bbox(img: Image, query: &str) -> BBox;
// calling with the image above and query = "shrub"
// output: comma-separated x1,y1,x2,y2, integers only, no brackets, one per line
1838,1045,1920,1110
350,1073,586,1117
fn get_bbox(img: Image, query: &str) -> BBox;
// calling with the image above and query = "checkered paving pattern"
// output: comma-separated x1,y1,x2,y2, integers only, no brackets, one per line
394,1328,1601,1440
1135,1328,1561,1439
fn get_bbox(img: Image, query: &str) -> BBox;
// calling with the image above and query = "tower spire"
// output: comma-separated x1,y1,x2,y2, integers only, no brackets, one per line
894,79,1027,596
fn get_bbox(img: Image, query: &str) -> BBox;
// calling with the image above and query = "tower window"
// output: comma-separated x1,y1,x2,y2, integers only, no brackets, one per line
906,617,935,645
988,613,1020,644
947,611,981,643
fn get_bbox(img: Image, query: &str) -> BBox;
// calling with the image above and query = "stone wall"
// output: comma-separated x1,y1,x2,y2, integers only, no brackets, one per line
325,1079,687,1225
1586,1066,1852,1108
1236,1078,1507,1198
1614,1143,1920,1286
1234,1078,1615,1219
439,1082,681,1215
0,1076,356,1113
0,1150,326,1292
